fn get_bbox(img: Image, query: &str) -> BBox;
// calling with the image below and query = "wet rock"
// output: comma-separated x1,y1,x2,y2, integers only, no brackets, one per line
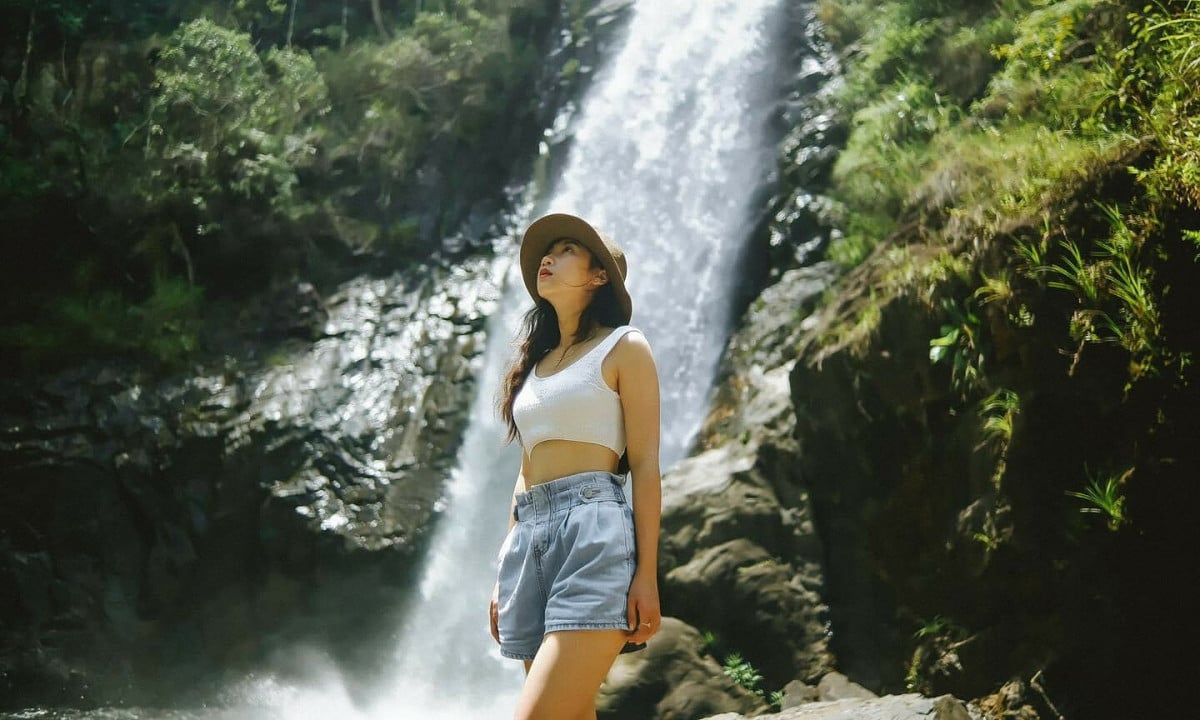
0,252,503,707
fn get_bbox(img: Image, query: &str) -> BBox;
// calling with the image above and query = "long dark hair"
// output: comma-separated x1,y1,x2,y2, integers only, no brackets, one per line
497,253,631,475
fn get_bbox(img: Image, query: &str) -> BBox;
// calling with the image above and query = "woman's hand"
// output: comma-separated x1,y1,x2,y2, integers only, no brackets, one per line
625,570,661,645
489,581,500,644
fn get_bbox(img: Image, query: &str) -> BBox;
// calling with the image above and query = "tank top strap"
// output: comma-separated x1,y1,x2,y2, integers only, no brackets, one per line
587,325,637,367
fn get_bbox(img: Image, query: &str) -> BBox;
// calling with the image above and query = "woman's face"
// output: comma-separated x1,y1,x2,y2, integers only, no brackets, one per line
536,238,607,299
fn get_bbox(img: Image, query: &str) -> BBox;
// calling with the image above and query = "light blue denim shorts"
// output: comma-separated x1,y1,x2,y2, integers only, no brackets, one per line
495,470,638,660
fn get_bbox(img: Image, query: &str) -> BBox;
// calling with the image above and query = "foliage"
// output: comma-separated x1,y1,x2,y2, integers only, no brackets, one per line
722,652,786,708
145,19,329,223
978,388,1020,489
821,0,1192,393
0,273,203,369
1067,466,1130,531
0,0,548,370
1109,0,1200,208
722,653,764,695
929,296,987,398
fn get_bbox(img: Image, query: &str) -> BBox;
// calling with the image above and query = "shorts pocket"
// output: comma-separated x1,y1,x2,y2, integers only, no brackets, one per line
496,524,517,562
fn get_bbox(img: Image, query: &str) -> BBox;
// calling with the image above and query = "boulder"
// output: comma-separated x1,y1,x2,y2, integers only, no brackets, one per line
598,617,768,720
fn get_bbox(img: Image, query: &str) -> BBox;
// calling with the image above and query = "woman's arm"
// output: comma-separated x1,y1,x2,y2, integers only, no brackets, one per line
617,330,662,644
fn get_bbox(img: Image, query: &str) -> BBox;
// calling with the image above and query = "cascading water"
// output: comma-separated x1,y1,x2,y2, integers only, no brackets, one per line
0,2,788,718
377,0,789,717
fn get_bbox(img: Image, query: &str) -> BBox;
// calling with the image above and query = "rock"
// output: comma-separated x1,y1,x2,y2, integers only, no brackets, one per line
780,679,819,709
657,439,833,688
0,251,503,707
700,692,975,720
699,262,839,449
598,617,768,720
816,671,877,701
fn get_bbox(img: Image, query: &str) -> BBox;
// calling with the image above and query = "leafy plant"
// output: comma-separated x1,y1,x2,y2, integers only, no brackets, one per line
929,296,987,397
979,388,1020,490
1183,229,1200,261
979,388,1020,446
723,653,764,695
721,651,787,708
1094,208,1161,378
1043,237,1101,304
974,269,1014,306
1014,217,1054,275
1067,467,1130,531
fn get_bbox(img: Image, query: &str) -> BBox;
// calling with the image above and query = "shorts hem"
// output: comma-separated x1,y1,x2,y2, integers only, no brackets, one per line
499,647,538,661
544,621,631,633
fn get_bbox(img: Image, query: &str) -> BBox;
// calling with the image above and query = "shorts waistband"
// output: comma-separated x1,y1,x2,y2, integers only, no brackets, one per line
514,470,626,522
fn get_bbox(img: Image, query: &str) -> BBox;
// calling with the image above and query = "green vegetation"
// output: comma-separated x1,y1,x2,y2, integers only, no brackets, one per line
722,652,785,710
802,1,1200,708
812,0,1199,507
1067,466,1130,530
0,0,554,372
702,631,784,710
978,387,1020,488
929,296,987,398
722,653,765,695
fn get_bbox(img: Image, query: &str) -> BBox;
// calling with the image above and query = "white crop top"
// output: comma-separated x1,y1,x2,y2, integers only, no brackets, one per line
512,325,640,457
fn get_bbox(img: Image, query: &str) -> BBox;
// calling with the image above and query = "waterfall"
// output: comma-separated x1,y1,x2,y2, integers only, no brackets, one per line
377,0,788,717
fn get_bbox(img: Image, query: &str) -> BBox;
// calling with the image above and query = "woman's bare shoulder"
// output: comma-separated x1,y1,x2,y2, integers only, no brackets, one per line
612,326,655,367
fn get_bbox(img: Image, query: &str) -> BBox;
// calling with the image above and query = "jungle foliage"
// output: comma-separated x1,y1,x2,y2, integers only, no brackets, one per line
0,0,556,371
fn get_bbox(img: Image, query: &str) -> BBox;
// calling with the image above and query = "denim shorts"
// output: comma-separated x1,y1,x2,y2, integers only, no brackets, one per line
495,470,640,660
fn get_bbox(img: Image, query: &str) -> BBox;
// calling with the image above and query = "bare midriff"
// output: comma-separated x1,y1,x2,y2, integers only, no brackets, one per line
524,440,620,488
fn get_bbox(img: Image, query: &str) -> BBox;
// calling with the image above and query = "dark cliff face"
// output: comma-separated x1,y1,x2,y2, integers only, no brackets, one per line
784,146,1200,718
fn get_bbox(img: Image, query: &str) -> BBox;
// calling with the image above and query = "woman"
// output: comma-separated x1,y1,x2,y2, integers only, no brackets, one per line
490,212,662,720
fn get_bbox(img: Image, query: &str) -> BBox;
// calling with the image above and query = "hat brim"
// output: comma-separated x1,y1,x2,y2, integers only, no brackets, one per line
520,213,633,324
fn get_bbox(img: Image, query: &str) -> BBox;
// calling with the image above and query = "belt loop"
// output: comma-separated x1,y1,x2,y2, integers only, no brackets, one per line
513,503,519,522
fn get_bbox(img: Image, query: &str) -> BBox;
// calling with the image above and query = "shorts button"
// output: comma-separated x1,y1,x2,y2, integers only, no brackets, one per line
583,488,597,499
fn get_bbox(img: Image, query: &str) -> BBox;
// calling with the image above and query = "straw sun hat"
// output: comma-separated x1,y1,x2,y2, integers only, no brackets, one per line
519,213,633,324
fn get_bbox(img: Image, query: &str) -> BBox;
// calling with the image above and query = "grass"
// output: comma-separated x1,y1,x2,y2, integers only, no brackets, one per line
979,388,1020,488
1067,466,1131,531
1044,237,1102,304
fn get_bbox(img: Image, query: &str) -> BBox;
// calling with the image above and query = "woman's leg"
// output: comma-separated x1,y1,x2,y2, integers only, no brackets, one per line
514,629,626,720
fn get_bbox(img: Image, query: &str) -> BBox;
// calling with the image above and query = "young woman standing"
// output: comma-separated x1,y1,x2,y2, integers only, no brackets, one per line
490,212,662,719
